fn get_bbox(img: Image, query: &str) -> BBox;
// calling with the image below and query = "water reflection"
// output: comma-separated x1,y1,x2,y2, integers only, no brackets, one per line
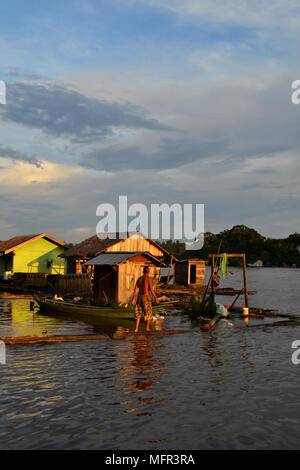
112,334,169,416
0,299,95,337
202,333,224,369
1,269,300,449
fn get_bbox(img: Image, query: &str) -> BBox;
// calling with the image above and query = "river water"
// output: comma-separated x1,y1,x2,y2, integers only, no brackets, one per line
0,268,300,450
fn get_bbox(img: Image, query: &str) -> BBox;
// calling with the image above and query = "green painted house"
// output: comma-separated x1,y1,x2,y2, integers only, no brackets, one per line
0,233,66,278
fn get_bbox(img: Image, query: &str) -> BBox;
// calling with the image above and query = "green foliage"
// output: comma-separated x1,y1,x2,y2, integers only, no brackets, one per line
190,225,300,267
161,240,186,259
160,225,300,267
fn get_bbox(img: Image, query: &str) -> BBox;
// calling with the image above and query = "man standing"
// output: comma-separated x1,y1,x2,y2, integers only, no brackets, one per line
132,266,160,332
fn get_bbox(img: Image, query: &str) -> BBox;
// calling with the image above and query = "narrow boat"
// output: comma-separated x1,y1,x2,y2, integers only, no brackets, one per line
34,297,163,320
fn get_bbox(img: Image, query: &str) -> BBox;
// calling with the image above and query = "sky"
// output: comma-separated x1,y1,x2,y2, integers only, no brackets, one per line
0,0,299,242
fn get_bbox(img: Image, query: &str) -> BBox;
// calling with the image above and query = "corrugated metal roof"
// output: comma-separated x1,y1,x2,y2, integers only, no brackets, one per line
84,251,166,267
84,252,142,266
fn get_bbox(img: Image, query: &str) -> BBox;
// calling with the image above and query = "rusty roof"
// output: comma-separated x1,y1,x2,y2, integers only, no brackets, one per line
61,232,174,261
0,233,65,255
84,251,166,267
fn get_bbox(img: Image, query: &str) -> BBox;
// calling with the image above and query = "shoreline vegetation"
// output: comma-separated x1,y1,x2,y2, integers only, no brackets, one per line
161,225,300,268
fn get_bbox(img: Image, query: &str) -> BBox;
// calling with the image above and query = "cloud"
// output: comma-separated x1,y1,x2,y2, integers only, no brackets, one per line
0,159,82,186
0,146,42,167
0,145,298,243
0,81,170,143
142,0,300,30
0,67,47,82
74,227,94,233
76,68,300,172
79,136,227,170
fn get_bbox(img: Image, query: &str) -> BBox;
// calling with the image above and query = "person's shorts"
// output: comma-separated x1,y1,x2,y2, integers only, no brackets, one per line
135,294,152,321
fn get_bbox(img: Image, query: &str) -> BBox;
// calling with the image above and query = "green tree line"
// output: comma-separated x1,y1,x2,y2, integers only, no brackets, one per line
161,225,300,267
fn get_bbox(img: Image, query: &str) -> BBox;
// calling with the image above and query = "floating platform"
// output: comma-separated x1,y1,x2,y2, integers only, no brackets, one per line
0,294,34,300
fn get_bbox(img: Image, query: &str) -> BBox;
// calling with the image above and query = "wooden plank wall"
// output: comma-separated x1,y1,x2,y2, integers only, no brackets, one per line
12,273,92,294
194,263,206,286
174,261,206,287
55,274,92,295
106,237,164,258
13,273,48,289
118,261,161,305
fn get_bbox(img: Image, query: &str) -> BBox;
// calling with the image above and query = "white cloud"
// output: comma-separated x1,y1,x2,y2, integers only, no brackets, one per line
0,159,83,186
142,0,300,30
54,61,300,239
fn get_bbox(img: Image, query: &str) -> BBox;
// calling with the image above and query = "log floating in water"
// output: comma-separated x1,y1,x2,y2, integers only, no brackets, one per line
200,314,222,332
231,318,300,329
0,329,196,345
0,294,34,300
0,334,110,344
157,287,256,297
231,306,299,320
213,288,256,296
145,329,193,335
157,288,194,296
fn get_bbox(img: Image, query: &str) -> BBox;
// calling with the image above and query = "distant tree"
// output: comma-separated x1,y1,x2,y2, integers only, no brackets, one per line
161,226,300,267
161,240,186,259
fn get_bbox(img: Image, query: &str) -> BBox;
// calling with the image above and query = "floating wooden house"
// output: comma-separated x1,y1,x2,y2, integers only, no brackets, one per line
61,232,174,274
85,251,166,305
174,259,206,288
0,233,66,278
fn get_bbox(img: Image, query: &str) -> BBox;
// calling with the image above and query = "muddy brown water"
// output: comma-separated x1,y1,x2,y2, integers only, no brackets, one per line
0,267,300,450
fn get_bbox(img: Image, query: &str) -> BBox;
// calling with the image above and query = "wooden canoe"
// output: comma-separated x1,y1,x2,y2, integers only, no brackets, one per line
34,297,163,320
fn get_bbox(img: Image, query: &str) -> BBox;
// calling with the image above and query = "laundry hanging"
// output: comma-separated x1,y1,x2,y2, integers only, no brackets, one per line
221,253,227,278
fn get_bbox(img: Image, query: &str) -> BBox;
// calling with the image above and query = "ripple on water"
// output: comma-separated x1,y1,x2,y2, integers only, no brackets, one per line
1,269,300,449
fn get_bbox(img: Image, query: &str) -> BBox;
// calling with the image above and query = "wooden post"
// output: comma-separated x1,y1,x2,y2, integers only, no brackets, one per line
211,255,215,304
167,255,174,285
242,254,249,308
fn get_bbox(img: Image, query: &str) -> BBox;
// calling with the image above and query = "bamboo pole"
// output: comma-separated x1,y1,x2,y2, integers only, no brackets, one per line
242,254,249,308
211,255,215,304
227,288,244,311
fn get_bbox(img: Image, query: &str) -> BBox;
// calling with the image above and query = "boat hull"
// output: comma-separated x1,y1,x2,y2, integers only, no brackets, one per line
35,298,161,320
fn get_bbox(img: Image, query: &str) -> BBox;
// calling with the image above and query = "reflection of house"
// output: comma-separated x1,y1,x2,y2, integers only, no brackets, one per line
174,259,206,287
85,252,166,304
0,234,66,278
61,232,174,274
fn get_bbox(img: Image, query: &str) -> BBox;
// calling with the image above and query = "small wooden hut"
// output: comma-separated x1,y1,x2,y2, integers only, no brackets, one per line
85,251,166,305
174,259,206,288
61,232,174,274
